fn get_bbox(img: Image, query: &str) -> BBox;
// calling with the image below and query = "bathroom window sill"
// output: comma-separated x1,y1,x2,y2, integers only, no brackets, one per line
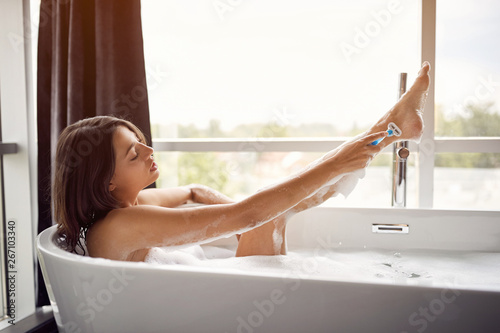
0,306,56,333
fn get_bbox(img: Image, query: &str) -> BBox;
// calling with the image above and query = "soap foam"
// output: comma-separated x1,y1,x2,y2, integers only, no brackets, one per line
330,169,366,198
146,245,234,265
145,245,500,290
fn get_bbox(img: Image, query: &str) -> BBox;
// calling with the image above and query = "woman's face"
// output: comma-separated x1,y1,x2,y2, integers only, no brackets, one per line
109,126,159,198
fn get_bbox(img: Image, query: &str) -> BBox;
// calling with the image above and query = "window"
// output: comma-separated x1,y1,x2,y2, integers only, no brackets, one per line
142,0,422,207
142,0,420,137
433,0,500,210
143,0,500,210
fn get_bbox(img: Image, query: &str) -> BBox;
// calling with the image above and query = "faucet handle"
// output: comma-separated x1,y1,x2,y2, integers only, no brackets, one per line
397,147,410,159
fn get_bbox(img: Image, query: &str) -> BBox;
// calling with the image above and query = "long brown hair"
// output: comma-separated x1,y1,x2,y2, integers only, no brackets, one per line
52,116,146,253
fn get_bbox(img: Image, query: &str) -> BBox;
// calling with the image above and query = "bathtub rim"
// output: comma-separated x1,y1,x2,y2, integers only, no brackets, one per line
36,224,500,294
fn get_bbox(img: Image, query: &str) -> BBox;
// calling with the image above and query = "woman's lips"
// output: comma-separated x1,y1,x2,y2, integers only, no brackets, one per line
150,161,158,172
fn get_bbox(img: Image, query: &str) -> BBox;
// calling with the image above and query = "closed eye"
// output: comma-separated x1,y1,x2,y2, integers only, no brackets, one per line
131,152,139,161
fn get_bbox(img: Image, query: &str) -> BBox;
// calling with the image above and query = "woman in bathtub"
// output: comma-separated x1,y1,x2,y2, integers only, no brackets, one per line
53,62,430,261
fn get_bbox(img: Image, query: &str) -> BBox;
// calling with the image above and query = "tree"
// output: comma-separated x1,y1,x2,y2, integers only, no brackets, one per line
177,152,230,193
435,102,500,168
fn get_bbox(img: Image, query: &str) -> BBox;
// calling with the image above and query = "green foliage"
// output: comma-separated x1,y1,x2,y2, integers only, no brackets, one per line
435,102,500,168
370,153,392,167
177,153,229,193
436,102,500,137
208,119,224,138
172,102,499,192
294,123,339,137
435,153,500,169
256,123,289,137
178,123,204,138
176,121,339,138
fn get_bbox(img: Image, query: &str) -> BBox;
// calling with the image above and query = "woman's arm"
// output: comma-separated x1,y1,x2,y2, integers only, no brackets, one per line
137,184,234,207
93,131,386,260
137,187,192,207
189,184,234,205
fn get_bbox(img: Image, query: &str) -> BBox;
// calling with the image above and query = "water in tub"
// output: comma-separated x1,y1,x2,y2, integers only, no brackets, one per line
145,244,500,290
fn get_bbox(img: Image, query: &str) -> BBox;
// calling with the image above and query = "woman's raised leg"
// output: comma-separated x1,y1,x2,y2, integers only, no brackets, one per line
235,62,431,257
236,215,287,256
288,61,432,210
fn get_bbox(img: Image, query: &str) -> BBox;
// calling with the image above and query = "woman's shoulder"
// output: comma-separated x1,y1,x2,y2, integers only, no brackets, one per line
91,204,158,232
87,204,174,241
86,206,152,260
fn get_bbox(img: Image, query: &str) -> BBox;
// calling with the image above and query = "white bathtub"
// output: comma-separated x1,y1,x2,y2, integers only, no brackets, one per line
37,207,500,333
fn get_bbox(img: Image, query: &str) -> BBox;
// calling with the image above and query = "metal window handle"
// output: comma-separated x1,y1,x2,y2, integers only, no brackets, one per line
0,142,17,155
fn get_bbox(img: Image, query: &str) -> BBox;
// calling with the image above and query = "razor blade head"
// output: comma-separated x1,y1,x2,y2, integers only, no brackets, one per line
388,122,402,137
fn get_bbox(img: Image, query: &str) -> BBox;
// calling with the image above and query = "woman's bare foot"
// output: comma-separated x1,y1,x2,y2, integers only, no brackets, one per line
370,61,431,144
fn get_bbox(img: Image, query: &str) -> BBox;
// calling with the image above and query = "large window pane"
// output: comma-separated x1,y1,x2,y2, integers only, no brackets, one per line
435,0,500,137
143,0,420,139
155,151,399,208
434,153,500,210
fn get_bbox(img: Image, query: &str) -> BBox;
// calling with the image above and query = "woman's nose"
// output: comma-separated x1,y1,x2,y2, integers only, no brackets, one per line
146,146,154,158
141,143,154,159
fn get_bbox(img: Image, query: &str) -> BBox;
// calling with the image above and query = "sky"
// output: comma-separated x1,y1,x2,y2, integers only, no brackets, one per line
142,0,419,133
141,0,500,135
28,0,500,135
435,0,500,119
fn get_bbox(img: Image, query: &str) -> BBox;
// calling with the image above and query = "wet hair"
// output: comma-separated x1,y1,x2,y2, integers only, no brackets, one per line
52,116,146,253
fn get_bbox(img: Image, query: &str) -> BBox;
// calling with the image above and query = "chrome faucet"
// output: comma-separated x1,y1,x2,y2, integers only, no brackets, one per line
392,73,409,207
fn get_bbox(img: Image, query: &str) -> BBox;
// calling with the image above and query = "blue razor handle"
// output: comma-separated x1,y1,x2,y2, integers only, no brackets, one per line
370,129,394,145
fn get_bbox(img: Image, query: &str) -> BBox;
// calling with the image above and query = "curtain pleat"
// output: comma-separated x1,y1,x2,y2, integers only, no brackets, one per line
36,0,152,306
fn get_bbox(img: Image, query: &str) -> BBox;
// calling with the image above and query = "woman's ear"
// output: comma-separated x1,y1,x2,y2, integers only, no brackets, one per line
109,182,116,192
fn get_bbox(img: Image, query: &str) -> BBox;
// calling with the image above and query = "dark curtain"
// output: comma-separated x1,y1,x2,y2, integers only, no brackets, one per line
36,0,153,306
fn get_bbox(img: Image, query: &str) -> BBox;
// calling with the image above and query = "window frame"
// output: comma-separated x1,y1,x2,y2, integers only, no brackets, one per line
0,0,37,327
